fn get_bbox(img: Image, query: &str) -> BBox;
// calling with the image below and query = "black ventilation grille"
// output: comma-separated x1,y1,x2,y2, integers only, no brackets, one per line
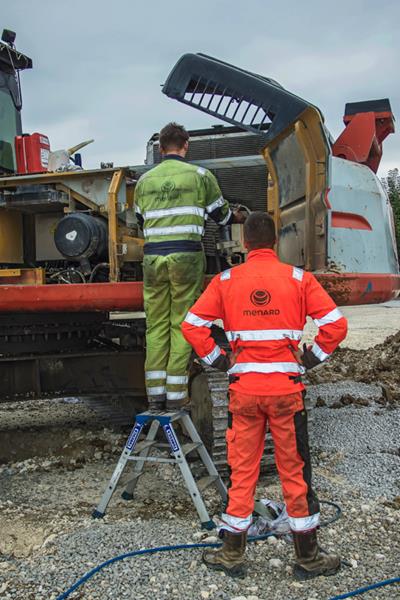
148,128,268,213
163,53,315,142
150,127,265,164
180,77,270,134
210,165,267,212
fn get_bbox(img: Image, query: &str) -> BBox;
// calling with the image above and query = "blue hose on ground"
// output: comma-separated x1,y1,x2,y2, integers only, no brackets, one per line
55,535,272,600
54,500,397,600
328,577,400,600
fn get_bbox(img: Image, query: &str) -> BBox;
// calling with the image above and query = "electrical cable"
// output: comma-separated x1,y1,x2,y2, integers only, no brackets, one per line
55,501,341,599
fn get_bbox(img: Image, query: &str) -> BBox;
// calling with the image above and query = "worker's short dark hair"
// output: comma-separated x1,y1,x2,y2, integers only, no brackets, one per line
244,211,276,249
159,122,189,152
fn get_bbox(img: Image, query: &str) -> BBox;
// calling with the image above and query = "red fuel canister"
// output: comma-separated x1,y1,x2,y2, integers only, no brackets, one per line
15,133,50,174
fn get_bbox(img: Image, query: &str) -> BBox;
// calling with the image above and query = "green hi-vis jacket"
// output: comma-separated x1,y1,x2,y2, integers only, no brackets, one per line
134,156,232,249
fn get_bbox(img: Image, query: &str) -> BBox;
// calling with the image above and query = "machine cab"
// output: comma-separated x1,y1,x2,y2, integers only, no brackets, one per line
0,31,32,173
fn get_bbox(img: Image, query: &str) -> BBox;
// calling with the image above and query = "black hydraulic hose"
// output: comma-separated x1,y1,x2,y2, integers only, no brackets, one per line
89,262,109,283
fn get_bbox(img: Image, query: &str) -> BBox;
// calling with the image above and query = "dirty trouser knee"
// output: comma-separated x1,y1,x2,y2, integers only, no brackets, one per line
223,391,319,533
143,252,204,404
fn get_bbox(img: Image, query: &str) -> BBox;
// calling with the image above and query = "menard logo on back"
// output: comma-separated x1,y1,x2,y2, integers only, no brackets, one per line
243,308,281,316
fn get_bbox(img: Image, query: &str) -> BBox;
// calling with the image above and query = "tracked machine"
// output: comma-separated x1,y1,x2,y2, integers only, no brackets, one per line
0,37,398,470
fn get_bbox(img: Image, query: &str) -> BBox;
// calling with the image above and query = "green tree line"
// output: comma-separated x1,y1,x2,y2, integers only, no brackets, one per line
382,168,400,262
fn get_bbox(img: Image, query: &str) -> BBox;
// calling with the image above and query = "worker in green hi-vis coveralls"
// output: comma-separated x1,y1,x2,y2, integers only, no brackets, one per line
135,122,245,411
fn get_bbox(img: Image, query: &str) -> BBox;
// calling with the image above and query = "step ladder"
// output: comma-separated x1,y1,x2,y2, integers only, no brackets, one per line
92,410,227,530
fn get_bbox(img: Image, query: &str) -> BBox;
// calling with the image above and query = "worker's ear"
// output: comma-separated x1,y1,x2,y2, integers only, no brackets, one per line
183,141,189,154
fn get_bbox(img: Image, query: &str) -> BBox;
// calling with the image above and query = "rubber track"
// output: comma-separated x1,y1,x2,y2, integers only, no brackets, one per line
203,367,276,477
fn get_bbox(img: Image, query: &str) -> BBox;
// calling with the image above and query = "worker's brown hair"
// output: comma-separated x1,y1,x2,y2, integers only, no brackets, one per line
243,211,276,249
159,122,189,152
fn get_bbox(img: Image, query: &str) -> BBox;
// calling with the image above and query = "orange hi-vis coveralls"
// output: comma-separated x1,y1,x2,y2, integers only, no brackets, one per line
182,249,348,534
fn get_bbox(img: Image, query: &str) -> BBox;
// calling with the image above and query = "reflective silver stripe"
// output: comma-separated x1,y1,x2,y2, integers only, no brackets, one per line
289,513,320,532
219,513,252,533
225,329,303,342
166,375,188,384
228,362,303,375
292,267,304,281
206,196,225,213
146,386,166,395
145,370,166,380
166,391,187,400
143,206,204,219
201,345,221,366
311,342,330,361
143,225,204,236
197,167,206,175
220,269,231,281
219,208,232,226
314,308,343,327
184,311,213,328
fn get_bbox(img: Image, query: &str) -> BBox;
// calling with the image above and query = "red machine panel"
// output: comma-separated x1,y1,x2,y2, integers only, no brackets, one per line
15,133,50,174
0,274,397,313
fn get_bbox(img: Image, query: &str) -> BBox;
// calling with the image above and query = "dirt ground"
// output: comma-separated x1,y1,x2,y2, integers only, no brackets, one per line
305,300,400,402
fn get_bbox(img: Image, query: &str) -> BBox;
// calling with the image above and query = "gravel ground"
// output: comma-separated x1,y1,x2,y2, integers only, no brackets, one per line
1,390,400,600
311,403,400,500
306,381,384,406
1,495,399,600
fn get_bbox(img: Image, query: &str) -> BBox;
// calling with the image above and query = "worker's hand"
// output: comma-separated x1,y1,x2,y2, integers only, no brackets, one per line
285,337,304,365
210,347,242,372
210,352,231,372
300,344,322,370
232,209,247,224
291,346,304,364
229,347,243,368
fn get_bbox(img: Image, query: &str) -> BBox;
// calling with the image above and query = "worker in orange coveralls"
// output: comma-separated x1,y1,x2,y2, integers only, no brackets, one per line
181,211,348,579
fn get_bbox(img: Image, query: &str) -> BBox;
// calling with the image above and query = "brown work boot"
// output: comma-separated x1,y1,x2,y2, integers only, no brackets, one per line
292,529,341,580
165,397,189,411
147,395,166,412
165,399,183,411
202,530,247,578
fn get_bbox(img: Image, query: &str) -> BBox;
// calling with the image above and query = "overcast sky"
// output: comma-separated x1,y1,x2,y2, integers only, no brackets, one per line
5,0,399,176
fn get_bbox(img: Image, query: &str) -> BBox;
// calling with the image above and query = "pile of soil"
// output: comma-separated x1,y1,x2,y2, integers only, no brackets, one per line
308,330,400,403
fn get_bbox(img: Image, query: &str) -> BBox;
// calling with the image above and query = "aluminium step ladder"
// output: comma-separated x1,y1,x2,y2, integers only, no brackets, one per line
92,410,227,529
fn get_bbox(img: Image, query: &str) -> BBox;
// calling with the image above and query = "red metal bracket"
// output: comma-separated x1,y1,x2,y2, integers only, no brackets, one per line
332,101,395,173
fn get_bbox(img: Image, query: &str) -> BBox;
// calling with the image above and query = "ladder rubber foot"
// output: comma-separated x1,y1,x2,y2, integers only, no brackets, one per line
201,520,216,530
92,509,105,519
121,491,134,501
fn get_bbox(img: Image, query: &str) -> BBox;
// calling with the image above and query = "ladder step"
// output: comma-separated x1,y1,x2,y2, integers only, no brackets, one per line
181,442,202,456
197,475,219,491
133,440,157,453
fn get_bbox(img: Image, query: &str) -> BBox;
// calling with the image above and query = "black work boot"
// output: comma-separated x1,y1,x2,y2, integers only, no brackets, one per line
202,530,247,578
147,395,166,412
292,529,341,580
